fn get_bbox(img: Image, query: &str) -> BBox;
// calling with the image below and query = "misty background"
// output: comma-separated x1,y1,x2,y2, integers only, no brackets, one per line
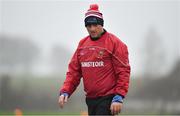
0,0,180,115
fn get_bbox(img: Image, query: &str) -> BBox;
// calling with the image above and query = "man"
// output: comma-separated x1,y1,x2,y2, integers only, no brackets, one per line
58,4,131,115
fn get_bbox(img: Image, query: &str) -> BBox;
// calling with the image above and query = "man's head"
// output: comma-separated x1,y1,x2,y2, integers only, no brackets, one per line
84,4,104,39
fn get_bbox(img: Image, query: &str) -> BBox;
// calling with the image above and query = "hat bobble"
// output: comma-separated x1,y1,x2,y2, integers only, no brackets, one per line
89,4,99,11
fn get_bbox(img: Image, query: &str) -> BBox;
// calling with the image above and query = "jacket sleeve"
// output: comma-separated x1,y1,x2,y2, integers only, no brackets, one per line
112,40,131,98
59,45,82,97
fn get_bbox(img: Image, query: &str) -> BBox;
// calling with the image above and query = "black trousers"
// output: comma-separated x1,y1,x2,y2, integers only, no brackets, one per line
85,94,114,115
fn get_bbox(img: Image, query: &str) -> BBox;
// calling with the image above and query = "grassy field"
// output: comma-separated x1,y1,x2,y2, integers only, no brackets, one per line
1,75,178,115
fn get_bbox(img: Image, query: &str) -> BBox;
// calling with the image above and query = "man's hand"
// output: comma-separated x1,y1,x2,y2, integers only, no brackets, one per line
58,93,68,109
110,102,123,115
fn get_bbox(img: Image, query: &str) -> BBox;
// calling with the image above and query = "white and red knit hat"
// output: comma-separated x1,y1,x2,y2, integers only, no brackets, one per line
84,4,104,27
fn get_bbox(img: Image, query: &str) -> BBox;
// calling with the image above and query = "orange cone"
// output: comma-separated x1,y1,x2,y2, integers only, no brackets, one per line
80,111,88,116
14,108,23,116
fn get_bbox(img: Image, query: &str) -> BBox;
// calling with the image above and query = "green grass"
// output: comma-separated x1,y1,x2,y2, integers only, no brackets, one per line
0,111,81,116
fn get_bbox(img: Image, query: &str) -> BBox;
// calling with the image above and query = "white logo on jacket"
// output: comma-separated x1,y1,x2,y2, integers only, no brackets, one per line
81,61,104,67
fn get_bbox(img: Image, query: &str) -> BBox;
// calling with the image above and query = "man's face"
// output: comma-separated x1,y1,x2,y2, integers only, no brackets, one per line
86,24,103,38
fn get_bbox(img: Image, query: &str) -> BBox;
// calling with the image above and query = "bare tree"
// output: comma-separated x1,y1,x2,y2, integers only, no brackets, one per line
143,27,167,77
0,35,40,74
50,45,71,75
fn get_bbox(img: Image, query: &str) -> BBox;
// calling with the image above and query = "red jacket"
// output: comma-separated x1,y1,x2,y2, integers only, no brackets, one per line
60,31,131,98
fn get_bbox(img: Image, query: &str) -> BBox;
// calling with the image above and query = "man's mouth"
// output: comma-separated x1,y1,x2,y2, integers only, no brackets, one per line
90,32,96,36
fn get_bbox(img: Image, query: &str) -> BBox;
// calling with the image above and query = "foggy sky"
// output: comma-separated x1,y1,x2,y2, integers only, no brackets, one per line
0,0,179,76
